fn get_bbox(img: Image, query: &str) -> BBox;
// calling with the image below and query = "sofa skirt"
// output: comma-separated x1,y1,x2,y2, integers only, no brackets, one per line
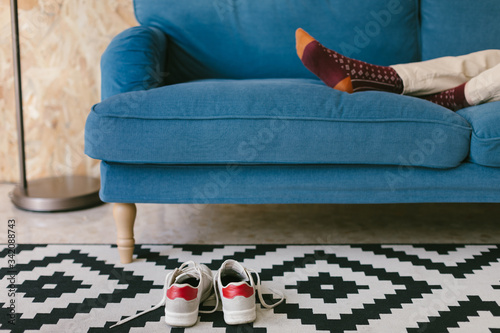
99,162,500,204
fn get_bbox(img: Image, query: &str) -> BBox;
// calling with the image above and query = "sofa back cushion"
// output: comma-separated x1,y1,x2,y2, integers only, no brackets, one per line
420,0,500,60
134,0,420,83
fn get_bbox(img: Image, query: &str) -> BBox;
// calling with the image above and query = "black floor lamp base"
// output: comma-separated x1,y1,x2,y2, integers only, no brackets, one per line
10,175,103,212
9,1,102,213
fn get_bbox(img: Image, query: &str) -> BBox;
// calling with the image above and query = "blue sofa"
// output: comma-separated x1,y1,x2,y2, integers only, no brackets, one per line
85,0,500,263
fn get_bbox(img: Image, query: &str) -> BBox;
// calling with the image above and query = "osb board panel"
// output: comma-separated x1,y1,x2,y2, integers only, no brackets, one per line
0,0,137,183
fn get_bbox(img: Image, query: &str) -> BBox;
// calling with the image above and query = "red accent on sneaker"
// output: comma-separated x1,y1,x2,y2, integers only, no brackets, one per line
222,283,254,299
167,285,198,301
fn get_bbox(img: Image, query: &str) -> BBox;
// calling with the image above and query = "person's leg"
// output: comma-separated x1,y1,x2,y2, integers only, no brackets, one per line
464,63,500,105
296,28,500,111
392,50,500,96
419,83,470,111
380,62,500,111
296,28,500,96
295,28,404,94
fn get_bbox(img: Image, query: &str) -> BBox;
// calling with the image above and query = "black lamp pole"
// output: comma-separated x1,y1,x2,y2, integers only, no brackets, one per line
10,0,27,191
9,0,102,212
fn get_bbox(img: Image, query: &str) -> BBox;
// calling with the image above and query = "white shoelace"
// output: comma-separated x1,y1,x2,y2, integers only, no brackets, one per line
240,266,285,309
110,261,212,329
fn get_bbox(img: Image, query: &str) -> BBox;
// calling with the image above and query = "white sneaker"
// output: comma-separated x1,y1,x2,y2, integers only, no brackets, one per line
110,261,214,329
164,261,214,327
214,259,285,325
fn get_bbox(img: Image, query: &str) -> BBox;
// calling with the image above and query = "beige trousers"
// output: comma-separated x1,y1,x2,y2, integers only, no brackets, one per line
391,49,500,105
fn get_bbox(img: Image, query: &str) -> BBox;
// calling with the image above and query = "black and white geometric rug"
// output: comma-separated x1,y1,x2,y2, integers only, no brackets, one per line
1,244,499,332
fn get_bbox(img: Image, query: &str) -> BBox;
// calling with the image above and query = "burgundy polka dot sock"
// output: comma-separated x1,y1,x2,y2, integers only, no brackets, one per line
296,28,404,94
420,82,470,111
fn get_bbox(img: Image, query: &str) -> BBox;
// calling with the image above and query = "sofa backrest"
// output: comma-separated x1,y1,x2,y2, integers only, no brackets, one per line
134,0,420,83
420,0,500,61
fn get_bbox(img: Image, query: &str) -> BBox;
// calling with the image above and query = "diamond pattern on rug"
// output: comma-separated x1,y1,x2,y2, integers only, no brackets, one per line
17,271,92,302
0,244,499,332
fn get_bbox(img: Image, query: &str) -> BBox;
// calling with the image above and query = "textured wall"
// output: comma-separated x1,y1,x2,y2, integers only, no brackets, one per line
0,0,137,183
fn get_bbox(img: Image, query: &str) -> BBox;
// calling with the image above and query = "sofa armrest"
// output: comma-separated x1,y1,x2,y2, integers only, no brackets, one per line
101,26,168,101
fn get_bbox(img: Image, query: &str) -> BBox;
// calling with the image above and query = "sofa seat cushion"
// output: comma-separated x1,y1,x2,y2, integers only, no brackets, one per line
85,78,471,168
457,102,500,167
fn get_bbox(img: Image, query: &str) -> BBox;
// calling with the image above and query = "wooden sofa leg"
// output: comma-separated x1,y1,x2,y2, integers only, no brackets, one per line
113,203,137,264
